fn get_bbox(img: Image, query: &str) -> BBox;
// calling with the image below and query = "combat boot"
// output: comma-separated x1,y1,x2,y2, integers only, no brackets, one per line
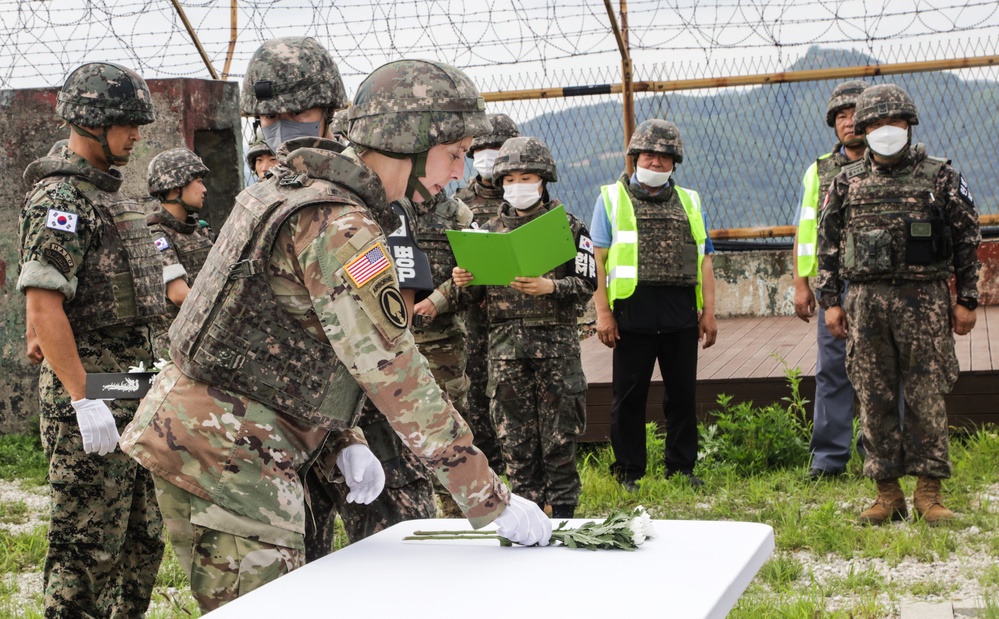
858,479,907,525
913,476,955,525
550,504,575,519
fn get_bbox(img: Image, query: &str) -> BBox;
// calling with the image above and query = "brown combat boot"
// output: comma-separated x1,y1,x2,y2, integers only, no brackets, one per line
913,476,955,525
858,479,908,525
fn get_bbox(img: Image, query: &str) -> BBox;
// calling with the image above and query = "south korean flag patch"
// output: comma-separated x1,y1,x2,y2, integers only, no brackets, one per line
958,174,975,206
578,235,594,254
46,209,78,234
154,236,170,251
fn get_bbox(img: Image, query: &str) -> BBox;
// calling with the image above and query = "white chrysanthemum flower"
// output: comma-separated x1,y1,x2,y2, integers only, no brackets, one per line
128,361,147,373
153,358,170,372
628,517,646,545
640,511,656,539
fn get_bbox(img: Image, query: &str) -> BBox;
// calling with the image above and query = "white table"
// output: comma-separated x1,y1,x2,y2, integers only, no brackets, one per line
203,518,774,618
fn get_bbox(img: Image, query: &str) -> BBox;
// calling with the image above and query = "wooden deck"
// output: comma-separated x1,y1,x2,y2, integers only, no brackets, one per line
581,306,999,441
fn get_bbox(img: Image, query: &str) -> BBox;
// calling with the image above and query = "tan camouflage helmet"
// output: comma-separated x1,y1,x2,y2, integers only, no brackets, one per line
240,37,347,117
147,148,209,196
347,59,491,155
493,136,558,183
627,119,684,164
825,80,868,127
56,62,155,127
467,113,520,158
853,83,919,135
245,126,274,168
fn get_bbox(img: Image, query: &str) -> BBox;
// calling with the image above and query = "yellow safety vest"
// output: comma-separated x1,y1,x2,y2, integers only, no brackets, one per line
601,181,706,310
796,153,832,278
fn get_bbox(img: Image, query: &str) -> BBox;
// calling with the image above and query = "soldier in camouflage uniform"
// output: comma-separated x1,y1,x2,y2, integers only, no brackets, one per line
246,126,277,181
452,113,520,473
18,62,165,618
120,37,550,612
591,120,718,491
816,83,981,525
454,136,596,519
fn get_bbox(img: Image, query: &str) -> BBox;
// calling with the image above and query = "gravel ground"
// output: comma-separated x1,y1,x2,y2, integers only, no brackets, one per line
2,478,996,617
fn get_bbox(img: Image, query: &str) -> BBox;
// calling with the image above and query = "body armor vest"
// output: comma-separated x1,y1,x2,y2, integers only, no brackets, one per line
628,179,699,286
414,197,466,337
485,201,578,326
32,174,166,334
816,149,850,203
455,177,504,227
147,207,214,285
169,147,385,429
841,146,951,281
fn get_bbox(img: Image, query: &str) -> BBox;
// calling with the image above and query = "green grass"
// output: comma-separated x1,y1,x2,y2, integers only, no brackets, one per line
0,431,47,485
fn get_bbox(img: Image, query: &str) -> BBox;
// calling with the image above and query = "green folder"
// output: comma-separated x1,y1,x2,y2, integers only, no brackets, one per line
446,205,577,285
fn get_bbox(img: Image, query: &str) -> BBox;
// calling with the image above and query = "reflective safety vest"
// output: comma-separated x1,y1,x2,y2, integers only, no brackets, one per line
601,181,706,310
797,150,848,277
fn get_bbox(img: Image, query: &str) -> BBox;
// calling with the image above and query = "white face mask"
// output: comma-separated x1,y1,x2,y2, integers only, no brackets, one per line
635,165,672,188
473,149,500,180
504,181,543,210
865,125,909,158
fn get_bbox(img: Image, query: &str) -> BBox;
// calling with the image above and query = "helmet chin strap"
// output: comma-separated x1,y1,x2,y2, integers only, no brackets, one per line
70,124,130,166
162,195,200,214
406,150,434,202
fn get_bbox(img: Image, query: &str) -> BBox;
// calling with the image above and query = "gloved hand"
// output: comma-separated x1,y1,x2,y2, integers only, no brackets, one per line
492,494,552,546
70,399,120,456
335,444,386,505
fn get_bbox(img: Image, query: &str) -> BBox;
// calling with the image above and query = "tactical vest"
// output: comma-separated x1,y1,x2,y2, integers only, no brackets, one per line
840,146,951,281
601,177,706,309
797,147,850,277
147,207,214,285
455,177,504,227
485,201,578,326
413,196,470,340
31,174,166,334
169,147,385,429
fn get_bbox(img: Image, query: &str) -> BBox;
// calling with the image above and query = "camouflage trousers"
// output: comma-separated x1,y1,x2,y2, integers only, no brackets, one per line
153,476,304,613
487,356,587,509
40,416,163,619
304,400,436,560
462,304,505,471
844,280,957,480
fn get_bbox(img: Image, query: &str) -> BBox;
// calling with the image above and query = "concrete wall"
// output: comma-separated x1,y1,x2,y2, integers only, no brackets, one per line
0,78,242,434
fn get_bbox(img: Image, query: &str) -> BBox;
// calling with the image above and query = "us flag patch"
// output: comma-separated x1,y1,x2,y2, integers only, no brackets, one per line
345,243,391,288
46,209,78,234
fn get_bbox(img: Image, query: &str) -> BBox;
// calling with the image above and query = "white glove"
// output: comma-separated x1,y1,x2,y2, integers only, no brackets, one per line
335,444,386,505
70,399,120,456
492,494,552,546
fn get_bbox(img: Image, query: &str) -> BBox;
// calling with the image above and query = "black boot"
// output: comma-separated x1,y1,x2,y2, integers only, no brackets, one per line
550,504,575,519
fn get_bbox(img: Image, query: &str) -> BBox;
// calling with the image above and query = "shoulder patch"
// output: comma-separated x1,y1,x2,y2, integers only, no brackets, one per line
958,174,975,206
378,287,409,329
578,235,594,254
154,236,171,251
45,209,78,234
842,161,867,180
344,242,392,287
41,242,75,275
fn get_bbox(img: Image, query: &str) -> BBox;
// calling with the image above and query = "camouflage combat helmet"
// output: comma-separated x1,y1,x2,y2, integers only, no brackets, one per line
147,148,209,197
240,37,347,117
57,62,155,127
347,59,491,155
627,119,684,164
825,80,868,127
493,136,558,183
245,127,274,168
467,113,520,158
853,83,919,135
330,109,349,140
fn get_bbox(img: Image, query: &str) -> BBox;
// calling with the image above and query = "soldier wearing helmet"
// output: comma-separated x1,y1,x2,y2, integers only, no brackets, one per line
246,127,277,180
120,40,550,612
793,80,869,482
451,112,522,475
18,62,165,618
453,136,596,519
145,148,213,320
816,83,981,526
590,119,717,491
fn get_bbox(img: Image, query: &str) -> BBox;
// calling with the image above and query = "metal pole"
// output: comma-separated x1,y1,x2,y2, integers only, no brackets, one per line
604,0,634,174
221,0,238,80
169,0,220,80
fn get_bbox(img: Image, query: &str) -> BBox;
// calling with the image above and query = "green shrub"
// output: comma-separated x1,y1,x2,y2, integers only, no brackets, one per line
0,429,47,484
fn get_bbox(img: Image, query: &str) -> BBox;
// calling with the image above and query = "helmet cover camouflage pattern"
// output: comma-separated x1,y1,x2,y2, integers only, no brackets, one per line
492,136,558,183
48,139,69,156
347,59,491,155
56,62,155,127
825,80,868,127
330,109,349,139
853,83,920,135
147,148,209,196
240,37,348,117
468,113,520,157
627,119,684,164
245,127,274,168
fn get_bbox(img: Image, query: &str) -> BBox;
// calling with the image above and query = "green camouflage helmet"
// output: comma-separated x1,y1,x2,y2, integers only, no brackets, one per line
245,127,274,168
147,148,209,196
467,113,520,158
493,136,558,183
627,119,684,164
825,80,868,127
240,37,347,117
330,109,348,139
347,59,491,155
853,83,919,135
56,62,155,127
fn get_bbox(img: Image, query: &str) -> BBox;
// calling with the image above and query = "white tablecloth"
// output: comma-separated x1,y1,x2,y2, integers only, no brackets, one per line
203,518,774,618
